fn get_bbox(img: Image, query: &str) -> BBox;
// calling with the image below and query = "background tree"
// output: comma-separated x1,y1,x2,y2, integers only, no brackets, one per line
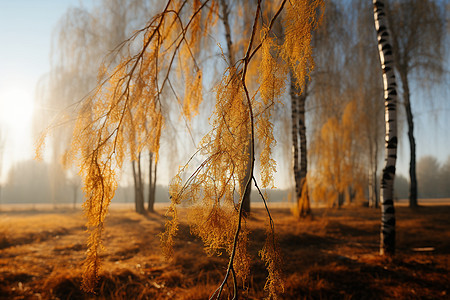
417,155,441,198
303,1,389,212
307,1,371,208
286,0,320,215
439,155,450,197
350,0,385,208
66,168,82,209
290,75,310,216
294,0,334,211
386,0,447,208
2,160,59,204
35,0,156,212
394,174,409,199
310,100,367,207
147,151,157,212
132,153,145,213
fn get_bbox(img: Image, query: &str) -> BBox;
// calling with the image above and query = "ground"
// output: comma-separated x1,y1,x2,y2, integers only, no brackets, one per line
0,202,449,299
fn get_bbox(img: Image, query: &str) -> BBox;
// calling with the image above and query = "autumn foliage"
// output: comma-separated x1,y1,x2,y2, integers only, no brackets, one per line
37,0,324,297
310,100,367,208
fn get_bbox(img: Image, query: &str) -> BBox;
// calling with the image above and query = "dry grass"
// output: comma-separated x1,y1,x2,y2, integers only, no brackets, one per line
0,203,449,299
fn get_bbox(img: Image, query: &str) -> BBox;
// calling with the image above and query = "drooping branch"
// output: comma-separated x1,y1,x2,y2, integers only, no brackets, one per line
211,1,261,297
59,0,219,291
50,0,325,298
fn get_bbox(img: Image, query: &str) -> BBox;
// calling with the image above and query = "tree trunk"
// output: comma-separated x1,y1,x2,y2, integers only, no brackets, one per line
298,81,310,216
152,158,157,204
347,186,356,203
290,75,301,205
137,153,145,213
298,178,310,215
338,192,345,208
368,139,379,208
290,73,310,217
147,151,157,212
132,153,145,214
147,152,154,212
73,185,78,210
369,167,380,208
373,0,398,257
241,141,252,215
219,0,234,67
400,72,418,208
368,167,374,207
374,139,379,208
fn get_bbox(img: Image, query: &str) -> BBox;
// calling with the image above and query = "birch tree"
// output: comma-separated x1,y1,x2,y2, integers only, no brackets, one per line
290,76,310,216
373,0,398,256
288,1,323,216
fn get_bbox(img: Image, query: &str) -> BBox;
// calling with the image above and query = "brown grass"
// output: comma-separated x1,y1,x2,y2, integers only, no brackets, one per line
0,204,449,299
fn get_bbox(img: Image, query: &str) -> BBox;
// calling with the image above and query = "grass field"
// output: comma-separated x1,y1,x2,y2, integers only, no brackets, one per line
0,203,449,299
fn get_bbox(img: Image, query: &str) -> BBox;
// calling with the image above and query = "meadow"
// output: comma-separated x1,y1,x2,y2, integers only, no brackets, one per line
1,202,449,299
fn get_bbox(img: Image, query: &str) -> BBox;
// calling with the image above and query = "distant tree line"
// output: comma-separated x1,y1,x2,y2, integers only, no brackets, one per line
395,155,450,199
3,154,448,206
416,155,450,198
0,160,167,206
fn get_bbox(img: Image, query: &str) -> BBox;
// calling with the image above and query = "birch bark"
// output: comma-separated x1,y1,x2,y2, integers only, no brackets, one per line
373,0,398,256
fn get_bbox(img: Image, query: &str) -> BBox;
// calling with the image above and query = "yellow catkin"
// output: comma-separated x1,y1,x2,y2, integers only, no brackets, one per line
282,0,324,91
259,223,284,299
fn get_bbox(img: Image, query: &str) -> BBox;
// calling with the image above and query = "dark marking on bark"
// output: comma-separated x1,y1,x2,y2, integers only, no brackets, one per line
382,44,392,51
388,89,397,96
385,207,395,215
387,137,397,148
374,1,385,8
377,25,387,33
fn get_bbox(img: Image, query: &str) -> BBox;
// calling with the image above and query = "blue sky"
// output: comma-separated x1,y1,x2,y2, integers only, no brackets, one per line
0,0,449,186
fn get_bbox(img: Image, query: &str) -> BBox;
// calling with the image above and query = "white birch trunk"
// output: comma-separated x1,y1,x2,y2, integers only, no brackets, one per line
373,0,398,256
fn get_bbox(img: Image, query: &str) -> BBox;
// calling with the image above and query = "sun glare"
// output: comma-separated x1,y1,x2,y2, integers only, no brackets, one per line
0,83,35,177
0,87,34,132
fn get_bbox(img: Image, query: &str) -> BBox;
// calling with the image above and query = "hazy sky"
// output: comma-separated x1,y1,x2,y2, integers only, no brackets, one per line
0,0,82,182
0,0,449,185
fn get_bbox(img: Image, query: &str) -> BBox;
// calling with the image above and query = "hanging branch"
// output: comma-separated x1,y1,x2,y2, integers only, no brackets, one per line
43,0,324,297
